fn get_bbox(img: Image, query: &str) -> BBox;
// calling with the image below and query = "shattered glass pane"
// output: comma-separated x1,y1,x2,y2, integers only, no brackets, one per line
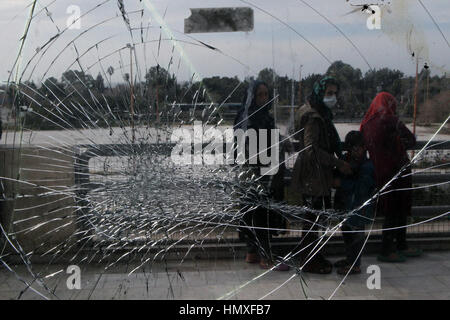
0,0,449,301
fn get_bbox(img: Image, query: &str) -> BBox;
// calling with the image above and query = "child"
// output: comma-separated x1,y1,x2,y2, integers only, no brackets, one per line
334,131,375,275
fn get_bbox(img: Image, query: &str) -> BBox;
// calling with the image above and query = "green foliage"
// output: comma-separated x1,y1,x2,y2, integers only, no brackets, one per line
257,68,277,88
3,61,448,130
202,76,245,103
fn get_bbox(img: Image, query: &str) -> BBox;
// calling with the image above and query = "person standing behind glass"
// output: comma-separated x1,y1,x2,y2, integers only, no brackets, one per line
360,92,421,262
234,80,289,271
290,76,352,274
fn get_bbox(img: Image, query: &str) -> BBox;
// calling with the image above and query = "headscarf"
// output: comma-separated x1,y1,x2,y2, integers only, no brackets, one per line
234,80,274,131
309,76,340,110
308,76,342,158
360,92,397,131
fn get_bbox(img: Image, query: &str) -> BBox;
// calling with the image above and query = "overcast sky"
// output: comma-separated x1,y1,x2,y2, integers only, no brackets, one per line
0,0,449,85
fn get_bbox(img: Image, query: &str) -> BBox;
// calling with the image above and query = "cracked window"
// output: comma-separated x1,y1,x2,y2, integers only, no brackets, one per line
0,0,449,301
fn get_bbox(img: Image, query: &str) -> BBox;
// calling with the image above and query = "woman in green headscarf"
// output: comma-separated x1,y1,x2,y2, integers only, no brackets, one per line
290,76,352,274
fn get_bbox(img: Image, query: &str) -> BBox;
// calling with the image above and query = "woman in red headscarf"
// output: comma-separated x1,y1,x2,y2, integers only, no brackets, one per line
360,92,421,262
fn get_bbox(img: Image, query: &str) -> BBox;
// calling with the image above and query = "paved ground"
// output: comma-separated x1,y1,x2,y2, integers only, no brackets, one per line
1,250,450,300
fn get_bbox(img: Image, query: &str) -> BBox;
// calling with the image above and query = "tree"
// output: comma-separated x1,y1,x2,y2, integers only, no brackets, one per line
107,66,114,84
418,90,450,124
40,77,65,100
363,68,404,98
326,60,362,90
202,76,244,103
145,65,176,103
123,73,130,83
257,68,277,88
301,73,322,104
23,81,37,90
326,61,363,116
145,65,173,87
95,73,105,93
62,70,95,92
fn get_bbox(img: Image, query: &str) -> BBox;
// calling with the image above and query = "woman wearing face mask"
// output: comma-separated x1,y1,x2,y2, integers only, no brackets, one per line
234,80,289,271
290,76,352,274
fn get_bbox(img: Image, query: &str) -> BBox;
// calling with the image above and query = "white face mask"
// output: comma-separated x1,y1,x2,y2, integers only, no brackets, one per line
323,95,337,108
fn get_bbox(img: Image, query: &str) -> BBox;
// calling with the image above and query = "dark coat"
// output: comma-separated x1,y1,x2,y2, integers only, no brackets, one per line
290,103,346,198
335,155,375,228
360,92,416,217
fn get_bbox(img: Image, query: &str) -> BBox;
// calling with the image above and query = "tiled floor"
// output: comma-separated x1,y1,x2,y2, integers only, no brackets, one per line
1,251,450,300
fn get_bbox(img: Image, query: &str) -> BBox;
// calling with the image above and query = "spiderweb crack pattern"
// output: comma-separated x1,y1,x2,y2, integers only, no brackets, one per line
0,0,449,300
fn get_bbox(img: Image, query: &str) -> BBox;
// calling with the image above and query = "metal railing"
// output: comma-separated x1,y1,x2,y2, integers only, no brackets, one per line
73,140,450,242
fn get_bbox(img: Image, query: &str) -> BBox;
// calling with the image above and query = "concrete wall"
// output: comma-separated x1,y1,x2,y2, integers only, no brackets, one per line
0,145,77,254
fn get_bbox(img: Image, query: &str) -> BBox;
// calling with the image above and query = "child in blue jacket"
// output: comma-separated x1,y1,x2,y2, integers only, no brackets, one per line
334,131,375,275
